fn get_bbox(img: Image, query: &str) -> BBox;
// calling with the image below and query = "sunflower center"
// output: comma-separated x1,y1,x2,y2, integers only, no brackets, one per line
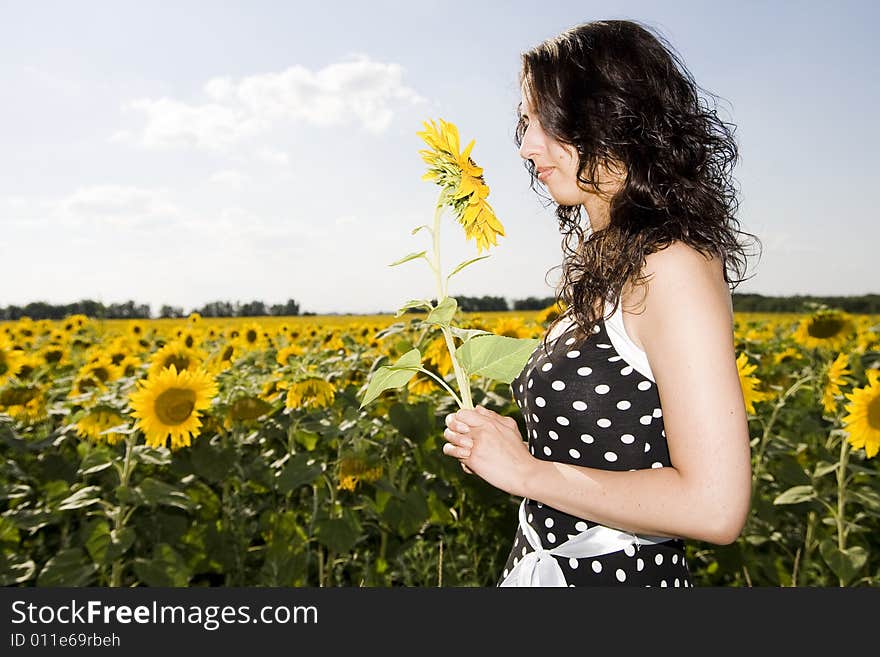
43,349,63,364
246,330,258,343
0,357,8,376
91,366,110,382
163,355,190,372
154,388,196,425
0,386,39,406
221,345,234,362
184,335,195,348
868,395,880,431
808,317,847,339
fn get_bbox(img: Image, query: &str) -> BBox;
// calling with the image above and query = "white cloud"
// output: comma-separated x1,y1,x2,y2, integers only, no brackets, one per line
117,54,427,152
57,185,181,229
209,170,248,187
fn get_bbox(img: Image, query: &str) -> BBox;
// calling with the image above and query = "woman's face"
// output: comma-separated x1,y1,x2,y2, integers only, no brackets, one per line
518,81,625,227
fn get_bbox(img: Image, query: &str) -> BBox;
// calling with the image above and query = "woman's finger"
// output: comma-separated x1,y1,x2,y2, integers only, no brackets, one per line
444,427,473,448
445,412,471,434
442,442,471,459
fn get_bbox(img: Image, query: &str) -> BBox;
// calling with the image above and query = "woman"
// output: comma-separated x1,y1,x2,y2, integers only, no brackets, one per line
441,20,760,587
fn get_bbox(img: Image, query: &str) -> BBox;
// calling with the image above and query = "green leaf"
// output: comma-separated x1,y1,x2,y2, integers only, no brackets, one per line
411,224,431,236
426,296,457,326
137,477,196,512
190,441,236,483
447,255,491,281
359,348,421,409
394,299,434,318
448,326,493,342
77,446,115,476
0,516,20,546
276,453,324,493
0,553,36,585
819,539,868,584
56,485,104,511
132,543,191,586
314,509,362,553
455,334,540,383
293,429,319,452
389,250,428,267
773,485,816,505
383,489,430,538
37,548,97,586
813,461,838,478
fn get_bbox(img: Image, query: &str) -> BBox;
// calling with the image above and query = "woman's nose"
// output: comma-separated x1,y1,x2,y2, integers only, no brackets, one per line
519,127,540,161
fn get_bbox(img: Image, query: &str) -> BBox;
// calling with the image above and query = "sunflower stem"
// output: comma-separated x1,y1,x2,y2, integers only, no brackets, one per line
835,436,850,587
429,190,473,410
751,373,813,500
110,431,137,587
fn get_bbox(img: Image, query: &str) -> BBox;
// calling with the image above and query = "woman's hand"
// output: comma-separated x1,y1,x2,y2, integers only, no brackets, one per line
442,405,535,498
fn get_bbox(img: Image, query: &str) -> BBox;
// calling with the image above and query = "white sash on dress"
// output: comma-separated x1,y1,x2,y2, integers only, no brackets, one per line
499,499,674,587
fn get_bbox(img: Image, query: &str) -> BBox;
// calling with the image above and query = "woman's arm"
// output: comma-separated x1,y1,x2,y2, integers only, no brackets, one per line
521,242,752,545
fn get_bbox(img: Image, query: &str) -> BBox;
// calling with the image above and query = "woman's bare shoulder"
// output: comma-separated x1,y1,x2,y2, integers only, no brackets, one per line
623,241,733,344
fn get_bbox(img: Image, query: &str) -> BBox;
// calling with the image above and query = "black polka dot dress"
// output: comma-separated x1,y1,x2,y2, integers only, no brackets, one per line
496,299,693,587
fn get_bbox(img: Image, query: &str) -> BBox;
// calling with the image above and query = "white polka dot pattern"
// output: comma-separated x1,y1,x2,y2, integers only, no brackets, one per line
497,302,691,587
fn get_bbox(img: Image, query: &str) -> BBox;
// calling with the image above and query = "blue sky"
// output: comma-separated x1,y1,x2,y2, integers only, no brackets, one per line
1,0,877,315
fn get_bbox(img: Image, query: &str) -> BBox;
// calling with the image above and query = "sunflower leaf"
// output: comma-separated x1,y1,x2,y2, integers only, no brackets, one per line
394,299,434,318
359,349,421,409
448,326,494,343
389,251,428,267
411,224,432,236
455,335,540,383
425,296,457,326
819,538,868,584
446,254,491,281
772,485,816,505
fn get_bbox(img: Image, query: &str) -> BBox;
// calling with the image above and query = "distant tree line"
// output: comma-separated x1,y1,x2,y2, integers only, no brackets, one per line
0,298,302,321
3,294,879,322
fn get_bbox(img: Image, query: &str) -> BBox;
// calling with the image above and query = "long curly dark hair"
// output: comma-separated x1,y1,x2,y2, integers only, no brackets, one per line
516,20,761,355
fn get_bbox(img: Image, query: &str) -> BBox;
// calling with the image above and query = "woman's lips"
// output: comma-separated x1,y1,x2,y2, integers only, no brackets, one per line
537,167,554,181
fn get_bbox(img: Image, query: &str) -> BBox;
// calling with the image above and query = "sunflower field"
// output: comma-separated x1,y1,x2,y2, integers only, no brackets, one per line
1,305,879,587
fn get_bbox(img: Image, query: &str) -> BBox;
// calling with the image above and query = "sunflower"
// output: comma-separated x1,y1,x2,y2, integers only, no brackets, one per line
492,316,531,338
115,354,143,378
38,343,71,368
417,117,505,253
128,364,218,450
8,352,42,380
147,341,206,379
841,369,880,458
75,407,128,445
284,376,336,411
0,338,23,387
276,343,304,367
127,320,148,341
319,331,345,353
792,309,856,352
822,353,851,415
77,354,123,386
337,456,383,492
773,347,802,366
173,327,204,351
237,321,268,352
0,383,47,424
224,394,274,429
736,352,774,415
536,301,567,325
423,334,453,377
407,374,437,398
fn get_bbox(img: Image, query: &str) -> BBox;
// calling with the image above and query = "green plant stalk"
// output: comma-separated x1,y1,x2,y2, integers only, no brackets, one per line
428,191,473,410
110,432,137,587
751,374,813,499
835,436,850,587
